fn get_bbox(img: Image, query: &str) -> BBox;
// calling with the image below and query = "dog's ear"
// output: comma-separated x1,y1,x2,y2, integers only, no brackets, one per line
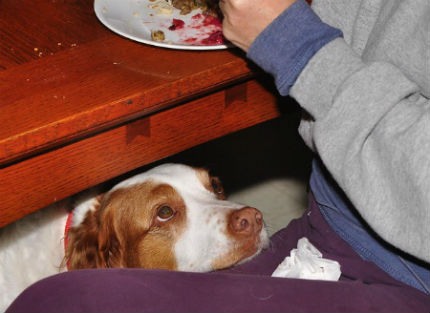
65,194,125,269
65,206,101,269
96,207,126,268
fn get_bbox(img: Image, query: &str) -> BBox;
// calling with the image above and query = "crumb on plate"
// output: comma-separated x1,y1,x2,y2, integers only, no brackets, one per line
151,30,165,41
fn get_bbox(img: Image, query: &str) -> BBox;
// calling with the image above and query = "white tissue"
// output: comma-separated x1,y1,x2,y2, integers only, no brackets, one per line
271,237,341,281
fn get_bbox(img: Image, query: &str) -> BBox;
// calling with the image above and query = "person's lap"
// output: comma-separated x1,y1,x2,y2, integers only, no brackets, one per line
6,195,430,313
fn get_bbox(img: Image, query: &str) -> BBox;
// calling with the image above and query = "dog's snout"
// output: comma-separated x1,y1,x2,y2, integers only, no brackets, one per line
229,207,263,235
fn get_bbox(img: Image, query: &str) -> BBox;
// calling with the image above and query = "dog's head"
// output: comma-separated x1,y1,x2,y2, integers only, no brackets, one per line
65,164,269,272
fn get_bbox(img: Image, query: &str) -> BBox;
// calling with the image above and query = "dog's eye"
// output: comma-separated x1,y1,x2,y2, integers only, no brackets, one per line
210,177,224,196
157,205,175,221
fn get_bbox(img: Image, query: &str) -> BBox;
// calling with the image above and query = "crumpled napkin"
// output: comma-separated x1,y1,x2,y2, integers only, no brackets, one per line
271,237,341,281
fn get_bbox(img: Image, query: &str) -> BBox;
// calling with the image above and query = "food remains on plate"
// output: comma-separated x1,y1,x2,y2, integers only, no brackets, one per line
169,0,220,16
151,29,166,41
148,0,224,46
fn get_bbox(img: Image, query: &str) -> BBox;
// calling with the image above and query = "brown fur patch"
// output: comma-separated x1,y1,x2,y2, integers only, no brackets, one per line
64,208,102,269
66,182,187,270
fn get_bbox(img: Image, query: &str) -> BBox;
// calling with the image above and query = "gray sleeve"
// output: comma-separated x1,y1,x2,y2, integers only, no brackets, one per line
291,37,430,262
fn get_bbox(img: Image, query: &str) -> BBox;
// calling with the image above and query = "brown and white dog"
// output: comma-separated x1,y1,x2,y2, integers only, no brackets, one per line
0,163,269,311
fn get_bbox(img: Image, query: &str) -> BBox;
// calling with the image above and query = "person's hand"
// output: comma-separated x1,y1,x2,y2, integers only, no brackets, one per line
219,0,297,52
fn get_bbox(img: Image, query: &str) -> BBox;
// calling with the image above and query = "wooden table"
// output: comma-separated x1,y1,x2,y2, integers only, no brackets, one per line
0,0,280,227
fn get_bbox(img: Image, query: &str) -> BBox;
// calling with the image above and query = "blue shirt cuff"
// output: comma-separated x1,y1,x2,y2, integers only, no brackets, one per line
247,0,342,96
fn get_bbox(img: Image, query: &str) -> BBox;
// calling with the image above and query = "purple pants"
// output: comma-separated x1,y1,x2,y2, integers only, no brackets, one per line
7,195,430,313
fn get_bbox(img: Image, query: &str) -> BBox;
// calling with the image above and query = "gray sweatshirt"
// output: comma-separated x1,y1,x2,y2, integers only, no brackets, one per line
294,0,429,263
249,0,430,263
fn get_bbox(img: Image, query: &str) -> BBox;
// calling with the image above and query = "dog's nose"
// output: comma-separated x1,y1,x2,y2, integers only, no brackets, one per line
229,207,263,235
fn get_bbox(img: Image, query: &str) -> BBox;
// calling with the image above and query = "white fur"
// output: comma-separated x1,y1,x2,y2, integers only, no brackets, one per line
71,195,100,227
0,202,69,312
0,164,269,311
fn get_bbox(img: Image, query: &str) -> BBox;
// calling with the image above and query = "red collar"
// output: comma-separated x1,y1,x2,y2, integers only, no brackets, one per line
64,211,73,270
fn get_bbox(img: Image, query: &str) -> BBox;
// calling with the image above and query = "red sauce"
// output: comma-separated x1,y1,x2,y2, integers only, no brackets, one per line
191,13,222,27
191,13,203,20
201,30,224,45
168,19,185,31
168,14,225,46
202,14,222,28
184,37,198,43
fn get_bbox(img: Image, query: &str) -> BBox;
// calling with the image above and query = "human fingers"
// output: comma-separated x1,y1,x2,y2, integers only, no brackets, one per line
220,0,297,52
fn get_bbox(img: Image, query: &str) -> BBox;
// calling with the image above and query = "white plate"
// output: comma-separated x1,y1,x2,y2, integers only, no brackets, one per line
94,0,230,50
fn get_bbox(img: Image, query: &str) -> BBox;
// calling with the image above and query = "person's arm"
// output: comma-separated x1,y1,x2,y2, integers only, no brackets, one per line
290,38,430,262
246,0,342,97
